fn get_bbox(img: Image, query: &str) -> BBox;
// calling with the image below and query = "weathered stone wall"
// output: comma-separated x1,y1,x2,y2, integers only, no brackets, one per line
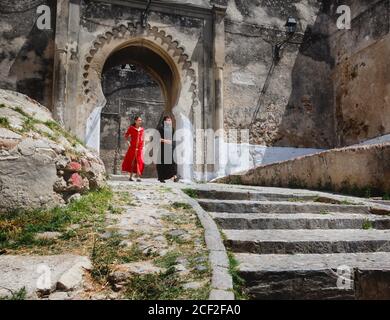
329,0,390,146
0,0,56,109
223,0,335,148
0,0,388,161
222,0,389,149
217,142,390,196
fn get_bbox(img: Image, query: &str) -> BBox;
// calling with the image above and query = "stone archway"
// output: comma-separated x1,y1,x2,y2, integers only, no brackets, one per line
80,23,200,180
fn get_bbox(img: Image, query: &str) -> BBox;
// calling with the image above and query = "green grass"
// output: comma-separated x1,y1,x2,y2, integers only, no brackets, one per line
154,251,180,269
171,202,192,210
340,199,355,205
227,251,248,300
90,234,122,281
164,232,190,245
22,117,38,132
0,187,113,250
45,121,84,147
159,186,173,193
182,188,199,199
287,197,308,203
116,191,136,206
383,194,390,201
0,117,11,129
362,219,373,230
0,103,6,108
1,106,84,148
13,107,30,118
91,235,150,282
0,287,27,300
124,267,184,300
108,204,124,215
227,176,242,185
320,209,330,215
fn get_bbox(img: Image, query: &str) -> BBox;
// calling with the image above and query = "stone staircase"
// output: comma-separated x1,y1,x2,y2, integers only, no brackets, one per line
194,188,390,299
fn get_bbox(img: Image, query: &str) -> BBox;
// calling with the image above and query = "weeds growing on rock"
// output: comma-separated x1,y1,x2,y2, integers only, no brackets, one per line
171,202,192,210
124,267,183,300
0,287,27,300
0,117,11,129
362,219,373,230
91,235,122,281
159,186,173,193
0,187,113,252
182,188,199,199
21,117,38,132
12,107,30,118
154,251,180,269
45,120,84,147
227,251,248,300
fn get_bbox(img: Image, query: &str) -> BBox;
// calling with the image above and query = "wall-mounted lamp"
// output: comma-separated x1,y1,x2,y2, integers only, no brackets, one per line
250,16,299,128
273,16,298,64
285,16,298,35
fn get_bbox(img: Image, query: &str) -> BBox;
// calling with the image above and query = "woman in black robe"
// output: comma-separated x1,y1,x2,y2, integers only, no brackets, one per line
156,116,179,183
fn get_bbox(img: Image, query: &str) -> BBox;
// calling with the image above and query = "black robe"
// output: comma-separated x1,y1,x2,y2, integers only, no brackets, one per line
156,125,177,181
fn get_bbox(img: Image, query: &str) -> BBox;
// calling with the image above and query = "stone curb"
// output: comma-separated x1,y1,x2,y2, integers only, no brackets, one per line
177,189,235,300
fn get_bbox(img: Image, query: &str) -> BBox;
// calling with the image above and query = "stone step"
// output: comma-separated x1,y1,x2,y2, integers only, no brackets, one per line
235,252,390,300
198,199,370,214
223,229,390,254
191,189,325,202
211,212,390,230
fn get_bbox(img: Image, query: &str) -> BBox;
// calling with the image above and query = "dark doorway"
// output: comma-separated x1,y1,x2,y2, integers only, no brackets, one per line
100,57,168,177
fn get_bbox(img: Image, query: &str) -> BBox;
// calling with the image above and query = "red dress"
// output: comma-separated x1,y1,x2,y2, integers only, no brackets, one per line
122,126,145,175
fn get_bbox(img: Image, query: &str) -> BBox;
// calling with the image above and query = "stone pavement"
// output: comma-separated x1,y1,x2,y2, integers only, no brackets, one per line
108,177,233,300
0,255,91,299
0,178,216,300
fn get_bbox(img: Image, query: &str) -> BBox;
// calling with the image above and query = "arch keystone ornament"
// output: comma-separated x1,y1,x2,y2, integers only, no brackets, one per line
80,23,200,180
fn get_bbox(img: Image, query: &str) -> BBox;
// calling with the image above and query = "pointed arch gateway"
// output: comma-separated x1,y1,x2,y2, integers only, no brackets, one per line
80,23,200,180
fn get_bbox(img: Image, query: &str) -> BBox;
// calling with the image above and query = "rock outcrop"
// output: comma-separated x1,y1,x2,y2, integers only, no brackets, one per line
0,89,106,213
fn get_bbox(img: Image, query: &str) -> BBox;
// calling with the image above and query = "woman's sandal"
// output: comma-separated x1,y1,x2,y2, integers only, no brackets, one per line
129,177,134,181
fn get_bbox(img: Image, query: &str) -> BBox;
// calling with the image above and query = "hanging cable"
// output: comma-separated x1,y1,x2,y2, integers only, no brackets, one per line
141,0,152,28
249,32,295,131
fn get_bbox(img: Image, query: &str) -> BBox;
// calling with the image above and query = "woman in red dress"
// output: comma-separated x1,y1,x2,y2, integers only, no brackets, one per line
122,116,145,182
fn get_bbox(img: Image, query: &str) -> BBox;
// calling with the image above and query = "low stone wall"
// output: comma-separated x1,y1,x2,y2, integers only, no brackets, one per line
215,143,390,196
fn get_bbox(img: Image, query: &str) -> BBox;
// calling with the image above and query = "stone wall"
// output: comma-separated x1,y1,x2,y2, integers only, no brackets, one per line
0,0,56,109
329,0,390,146
0,0,388,169
216,143,390,196
223,0,335,148
223,0,390,149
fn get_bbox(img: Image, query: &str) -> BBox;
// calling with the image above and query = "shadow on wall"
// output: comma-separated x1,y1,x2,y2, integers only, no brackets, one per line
7,3,56,110
274,1,336,149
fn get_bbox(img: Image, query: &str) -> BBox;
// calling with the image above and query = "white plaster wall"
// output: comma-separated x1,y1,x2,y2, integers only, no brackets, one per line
355,134,390,146
206,142,324,181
